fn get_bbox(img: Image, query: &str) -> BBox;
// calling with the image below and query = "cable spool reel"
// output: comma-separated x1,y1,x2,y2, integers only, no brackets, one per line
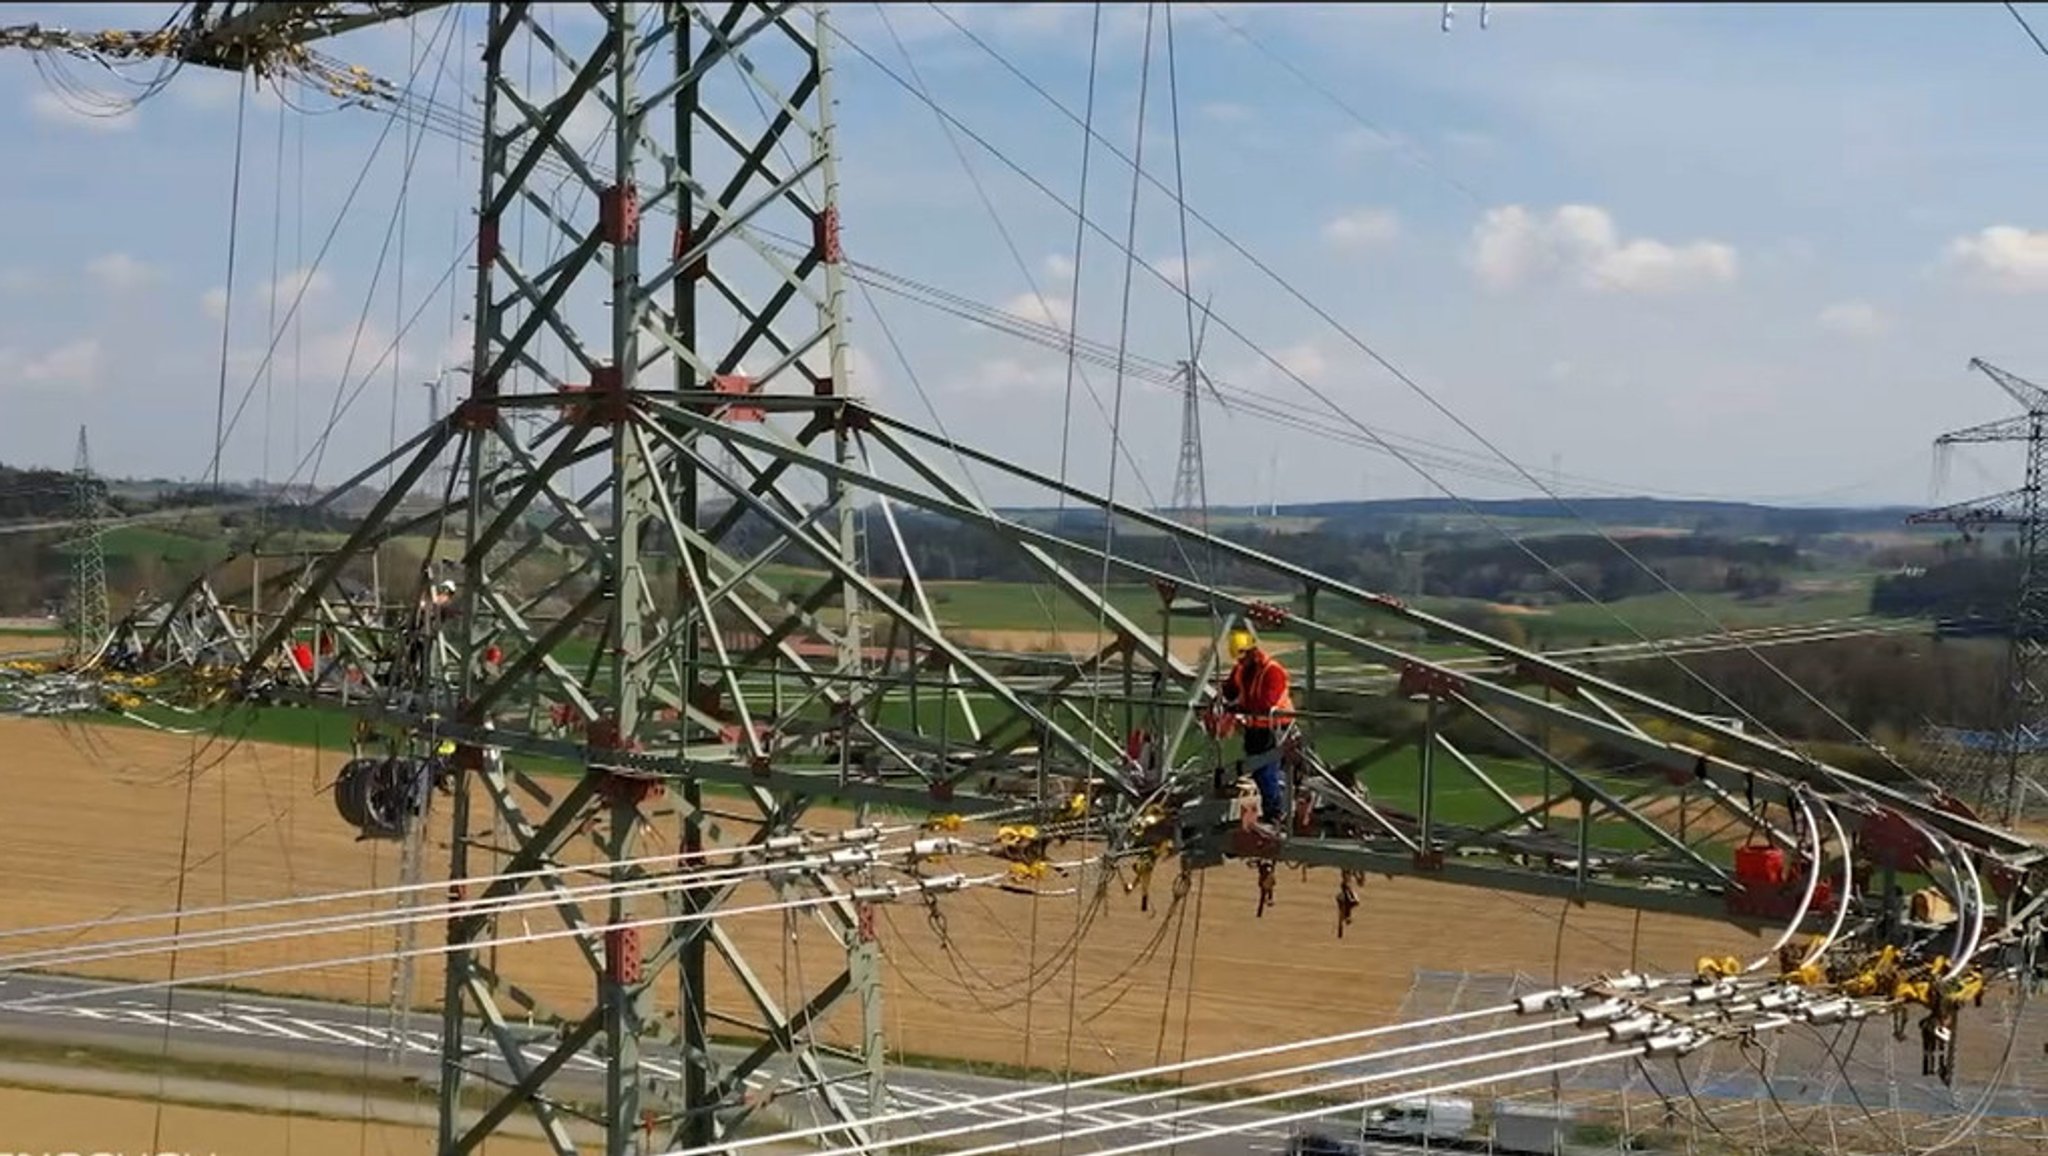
333,756,436,841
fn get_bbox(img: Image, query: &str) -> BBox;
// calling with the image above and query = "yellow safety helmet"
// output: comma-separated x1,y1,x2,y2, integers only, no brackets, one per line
1228,627,1257,660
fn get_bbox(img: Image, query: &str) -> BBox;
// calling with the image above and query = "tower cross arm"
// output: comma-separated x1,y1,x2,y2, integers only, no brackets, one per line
1971,356,2048,414
1907,488,2034,527
0,2,445,74
1936,414,2039,445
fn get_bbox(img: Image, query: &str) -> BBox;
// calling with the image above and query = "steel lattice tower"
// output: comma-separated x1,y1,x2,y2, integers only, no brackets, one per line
17,9,2048,1153
1908,357,2048,824
1169,360,1206,514
66,425,109,660
211,5,885,1150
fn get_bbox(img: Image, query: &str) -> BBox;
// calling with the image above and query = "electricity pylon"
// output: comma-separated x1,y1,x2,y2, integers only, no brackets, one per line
65,425,109,662
15,10,2048,1155
1168,359,1210,515
1908,357,2048,824
1167,301,1225,517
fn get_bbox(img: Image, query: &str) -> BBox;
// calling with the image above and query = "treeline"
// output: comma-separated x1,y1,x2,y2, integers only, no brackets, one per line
1421,535,1795,602
0,466,99,521
835,512,1797,605
1328,634,2002,773
1599,633,2006,744
1870,556,2022,623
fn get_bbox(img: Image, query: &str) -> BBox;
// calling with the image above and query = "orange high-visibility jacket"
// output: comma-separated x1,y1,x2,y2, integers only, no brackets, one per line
1223,648,1294,727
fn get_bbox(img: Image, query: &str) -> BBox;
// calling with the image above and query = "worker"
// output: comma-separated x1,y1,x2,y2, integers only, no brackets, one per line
1218,625,1294,826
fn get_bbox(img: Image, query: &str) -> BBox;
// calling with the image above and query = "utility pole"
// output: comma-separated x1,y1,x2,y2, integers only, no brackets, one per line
65,426,109,661
1908,357,2048,824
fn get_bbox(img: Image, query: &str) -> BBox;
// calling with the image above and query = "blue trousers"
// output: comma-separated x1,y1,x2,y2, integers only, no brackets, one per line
1245,727,1283,822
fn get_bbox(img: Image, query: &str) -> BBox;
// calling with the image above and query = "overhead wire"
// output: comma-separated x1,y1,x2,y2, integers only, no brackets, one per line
1065,7,1158,1147
204,6,458,491
2006,1,2048,57
5,854,1103,1012
308,4,459,492
867,13,1923,787
16,20,2031,1156
188,26,1879,514
817,19,1982,928
206,73,251,491
662,965,1889,1156
847,6,1160,1101
672,996,1542,1155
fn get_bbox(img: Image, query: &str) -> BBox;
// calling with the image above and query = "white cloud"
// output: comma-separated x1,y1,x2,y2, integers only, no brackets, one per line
28,90,134,134
1200,101,1256,126
1334,125,1408,158
954,355,1066,395
1151,254,1215,287
0,338,104,391
202,266,334,321
1000,291,1072,328
1044,253,1075,282
224,321,417,390
87,252,157,292
1469,204,1738,293
1444,129,1499,155
1275,342,1330,385
1817,301,1885,337
1322,208,1401,250
167,71,246,113
1945,226,2048,291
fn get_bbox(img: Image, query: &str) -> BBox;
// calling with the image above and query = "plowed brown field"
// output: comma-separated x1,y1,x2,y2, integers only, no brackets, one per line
0,1081,561,1155
0,716,1762,1085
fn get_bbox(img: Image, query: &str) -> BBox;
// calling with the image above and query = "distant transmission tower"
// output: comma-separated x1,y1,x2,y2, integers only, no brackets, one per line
1170,360,1208,514
65,425,109,661
1908,357,2048,824
1169,294,1223,518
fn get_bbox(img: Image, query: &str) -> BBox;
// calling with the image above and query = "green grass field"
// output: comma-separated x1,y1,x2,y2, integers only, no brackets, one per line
746,565,1880,654
94,687,1692,855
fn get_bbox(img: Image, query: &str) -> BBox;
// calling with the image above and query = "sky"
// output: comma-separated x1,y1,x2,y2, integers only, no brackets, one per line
5,2,2048,513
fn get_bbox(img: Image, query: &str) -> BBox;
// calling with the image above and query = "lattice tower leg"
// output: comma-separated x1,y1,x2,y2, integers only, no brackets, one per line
2004,413,2048,825
413,5,884,1151
67,425,109,661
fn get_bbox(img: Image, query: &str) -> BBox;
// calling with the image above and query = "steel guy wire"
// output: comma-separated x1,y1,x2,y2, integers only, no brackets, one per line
665,1003,1750,1156
679,970,1814,1156
667,996,1545,1156
272,34,1695,508
0,858,1093,1013
871,18,1921,786
241,36,1790,511
0,831,963,975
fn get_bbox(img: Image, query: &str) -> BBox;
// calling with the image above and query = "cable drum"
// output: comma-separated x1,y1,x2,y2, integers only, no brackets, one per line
333,756,434,840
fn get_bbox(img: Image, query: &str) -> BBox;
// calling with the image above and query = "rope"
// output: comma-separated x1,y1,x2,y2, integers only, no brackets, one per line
147,727,205,1152
1038,0,1103,1114
831,16,1910,786
1063,10,1157,1152
206,73,250,492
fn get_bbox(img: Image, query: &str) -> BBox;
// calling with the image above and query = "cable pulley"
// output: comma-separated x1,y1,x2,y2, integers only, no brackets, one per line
332,755,436,841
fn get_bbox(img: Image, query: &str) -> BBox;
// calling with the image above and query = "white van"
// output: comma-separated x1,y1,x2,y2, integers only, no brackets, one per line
1362,1096,1476,1142
1491,1099,1576,1154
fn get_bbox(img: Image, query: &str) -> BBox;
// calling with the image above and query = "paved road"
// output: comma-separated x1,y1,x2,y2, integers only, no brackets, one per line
0,973,1295,1154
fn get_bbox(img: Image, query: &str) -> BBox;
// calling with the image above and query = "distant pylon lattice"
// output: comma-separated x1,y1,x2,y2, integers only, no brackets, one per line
1170,360,1205,514
1908,357,2048,824
65,425,108,660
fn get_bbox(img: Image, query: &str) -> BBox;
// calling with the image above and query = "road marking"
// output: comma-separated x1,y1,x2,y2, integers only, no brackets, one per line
180,1012,254,1035
1,986,1288,1148
282,1016,390,1048
235,1014,314,1040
